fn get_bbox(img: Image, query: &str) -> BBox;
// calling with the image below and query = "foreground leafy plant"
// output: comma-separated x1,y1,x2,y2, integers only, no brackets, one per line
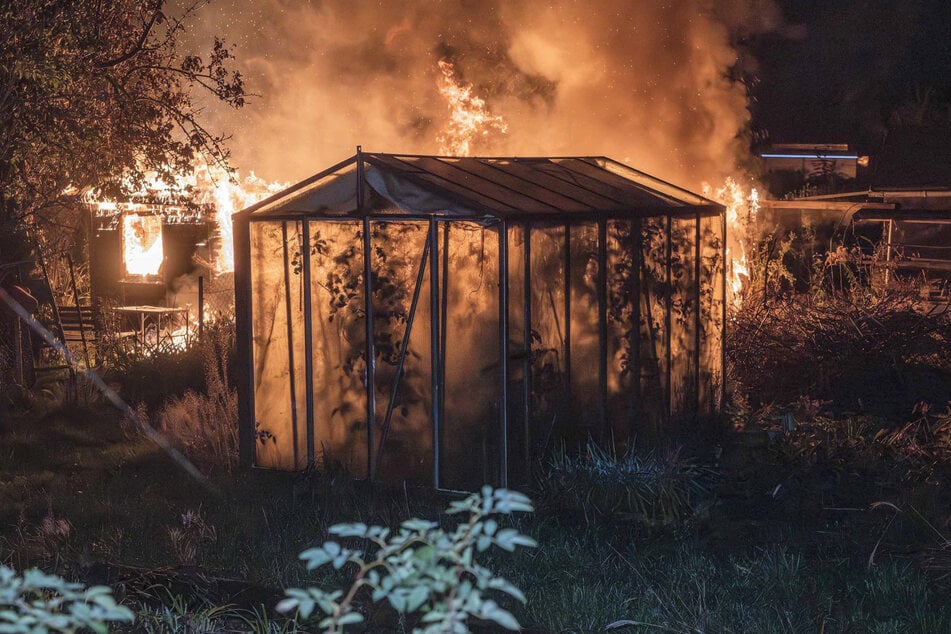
0,564,133,633
278,486,536,633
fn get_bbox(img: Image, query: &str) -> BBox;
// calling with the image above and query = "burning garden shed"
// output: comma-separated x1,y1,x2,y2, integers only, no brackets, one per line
234,150,726,489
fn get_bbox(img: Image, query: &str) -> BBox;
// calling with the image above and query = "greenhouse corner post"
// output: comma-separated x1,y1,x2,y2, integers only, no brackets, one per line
695,212,702,415
281,222,300,464
498,219,509,488
665,212,673,425
234,214,255,468
357,150,377,481
597,219,609,440
301,220,316,466
563,223,572,401
522,222,533,468
429,217,441,490
721,206,727,411
631,217,642,433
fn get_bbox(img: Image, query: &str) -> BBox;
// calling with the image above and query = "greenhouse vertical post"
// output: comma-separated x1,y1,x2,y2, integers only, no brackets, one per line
522,222,533,467
498,220,509,488
563,224,572,397
362,216,376,481
429,218,441,489
301,221,316,465
665,213,673,424
281,222,300,464
597,219,608,439
234,214,254,467
694,212,702,414
631,218,642,431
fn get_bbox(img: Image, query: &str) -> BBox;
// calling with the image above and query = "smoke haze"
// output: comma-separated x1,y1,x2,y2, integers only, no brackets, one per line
191,0,783,191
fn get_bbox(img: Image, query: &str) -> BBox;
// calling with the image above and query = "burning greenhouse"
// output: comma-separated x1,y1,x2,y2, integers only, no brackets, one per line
235,150,726,490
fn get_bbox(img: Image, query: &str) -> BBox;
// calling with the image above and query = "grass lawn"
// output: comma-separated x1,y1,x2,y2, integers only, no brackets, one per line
1,393,949,632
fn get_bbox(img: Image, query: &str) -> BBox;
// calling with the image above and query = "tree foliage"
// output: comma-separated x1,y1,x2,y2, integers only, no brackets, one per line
0,0,245,225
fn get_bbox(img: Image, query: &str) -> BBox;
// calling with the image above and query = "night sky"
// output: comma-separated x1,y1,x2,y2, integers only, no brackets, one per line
748,0,951,152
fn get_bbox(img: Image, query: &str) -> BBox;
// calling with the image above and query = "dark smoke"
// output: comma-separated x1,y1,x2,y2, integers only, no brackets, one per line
190,0,785,190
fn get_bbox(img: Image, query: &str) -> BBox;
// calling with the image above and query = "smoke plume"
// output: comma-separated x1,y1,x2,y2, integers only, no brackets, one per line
192,0,783,190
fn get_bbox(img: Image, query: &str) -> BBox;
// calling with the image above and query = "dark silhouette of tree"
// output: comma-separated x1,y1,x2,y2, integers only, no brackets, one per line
0,0,245,229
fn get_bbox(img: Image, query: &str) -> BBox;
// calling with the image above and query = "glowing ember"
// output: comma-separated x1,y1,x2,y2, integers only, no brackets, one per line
122,213,164,276
436,60,507,156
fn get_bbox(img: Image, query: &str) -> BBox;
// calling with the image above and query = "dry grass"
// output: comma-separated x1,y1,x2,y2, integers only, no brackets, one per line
728,281,951,412
155,323,238,471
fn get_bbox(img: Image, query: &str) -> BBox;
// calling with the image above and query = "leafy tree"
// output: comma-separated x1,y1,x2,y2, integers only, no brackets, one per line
0,0,245,230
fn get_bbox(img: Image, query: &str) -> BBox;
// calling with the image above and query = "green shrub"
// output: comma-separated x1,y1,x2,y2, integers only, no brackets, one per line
0,564,133,633
277,486,536,633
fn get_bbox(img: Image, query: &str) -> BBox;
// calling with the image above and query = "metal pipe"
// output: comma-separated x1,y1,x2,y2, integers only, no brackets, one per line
281,222,300,466
363,216,377,480
522,223,533,468
376,229,431,474
498,220,509,488
665,213,672,426
431,218,443,489
563,223,572,396
597,220,608,440
197,275,204,340
301,221,316,466
694,212,702,416
439,222,449,458
233,214,255,467
631,218,642,431
720,205,727,412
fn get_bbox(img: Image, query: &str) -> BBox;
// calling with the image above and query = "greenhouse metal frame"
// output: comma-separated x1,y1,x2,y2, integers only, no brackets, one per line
234,149,726,490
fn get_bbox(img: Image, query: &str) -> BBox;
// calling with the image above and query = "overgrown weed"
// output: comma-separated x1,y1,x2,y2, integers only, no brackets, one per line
536,440,718,529
135,321,238,471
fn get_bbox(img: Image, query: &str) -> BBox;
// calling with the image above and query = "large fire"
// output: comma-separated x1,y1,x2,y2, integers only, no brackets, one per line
86,165,284,278
436,60,507,156
193,166,287,273
705,177,760,308
121,213,164,277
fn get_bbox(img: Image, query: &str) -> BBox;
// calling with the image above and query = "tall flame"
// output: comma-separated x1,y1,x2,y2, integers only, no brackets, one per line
195,168,287,273
85,165,285,276
436,60,507,156
705,177,759,308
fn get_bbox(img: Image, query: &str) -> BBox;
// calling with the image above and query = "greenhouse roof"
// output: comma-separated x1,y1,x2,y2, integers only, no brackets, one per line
237,151,723,220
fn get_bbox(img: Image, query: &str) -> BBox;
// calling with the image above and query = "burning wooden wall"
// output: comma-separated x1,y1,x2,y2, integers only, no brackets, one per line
88,202,215,306
234,150,726,489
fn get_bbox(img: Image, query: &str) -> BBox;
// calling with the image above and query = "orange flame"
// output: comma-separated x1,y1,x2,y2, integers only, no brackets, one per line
85,165,285,276
121,213,164,276
705,177,759,308
194,167,287,273
436,60,507,156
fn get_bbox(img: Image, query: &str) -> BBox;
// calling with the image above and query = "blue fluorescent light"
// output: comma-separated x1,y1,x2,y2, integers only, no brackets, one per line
760,153,859,160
